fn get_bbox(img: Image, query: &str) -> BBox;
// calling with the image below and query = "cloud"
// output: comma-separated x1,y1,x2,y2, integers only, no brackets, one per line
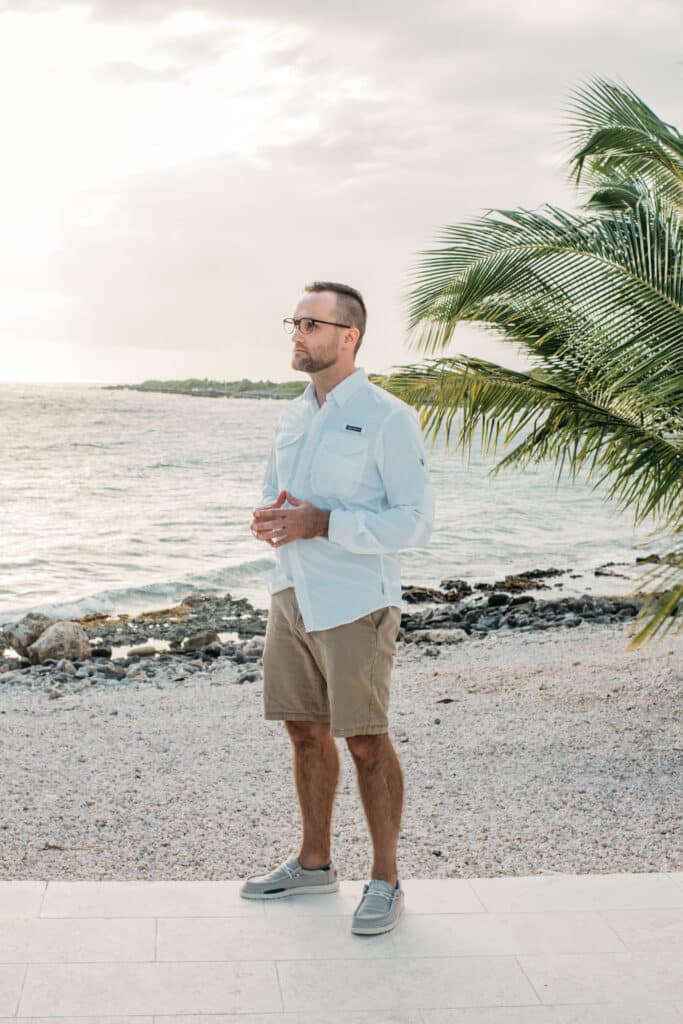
0,0,681,382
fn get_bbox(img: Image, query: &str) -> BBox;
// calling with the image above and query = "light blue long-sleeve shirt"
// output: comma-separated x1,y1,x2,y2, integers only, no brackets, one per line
259,365,435,632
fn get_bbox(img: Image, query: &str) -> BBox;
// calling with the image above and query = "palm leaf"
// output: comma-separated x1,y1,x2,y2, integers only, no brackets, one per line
565,77,683,211
405,202,683,396
377,358,683,528
625,539,683,648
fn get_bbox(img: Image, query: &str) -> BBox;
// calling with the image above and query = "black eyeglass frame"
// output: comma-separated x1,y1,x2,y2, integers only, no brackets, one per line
283,316,352,334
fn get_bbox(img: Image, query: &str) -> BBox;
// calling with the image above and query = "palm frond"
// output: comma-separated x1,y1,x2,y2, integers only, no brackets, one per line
565,76,683,211
406,201,683,397
625,539,683,648
377,357,683,528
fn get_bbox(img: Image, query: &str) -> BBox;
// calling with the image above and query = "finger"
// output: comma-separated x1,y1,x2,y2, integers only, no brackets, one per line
257,525,287,540
251,518,283,535
253,492,286,513
254,509,288,522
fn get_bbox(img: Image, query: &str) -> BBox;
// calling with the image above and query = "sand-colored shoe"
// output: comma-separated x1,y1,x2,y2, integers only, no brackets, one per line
239,854,339,900
351,878,404,935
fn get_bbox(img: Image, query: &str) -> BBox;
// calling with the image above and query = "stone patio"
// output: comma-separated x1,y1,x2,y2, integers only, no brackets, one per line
0,872,681,1021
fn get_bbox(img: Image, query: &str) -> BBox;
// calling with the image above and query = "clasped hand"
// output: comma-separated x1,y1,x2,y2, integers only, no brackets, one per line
250,490,328,547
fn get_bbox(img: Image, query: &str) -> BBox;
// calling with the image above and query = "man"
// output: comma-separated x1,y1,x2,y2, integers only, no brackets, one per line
240,281,435,936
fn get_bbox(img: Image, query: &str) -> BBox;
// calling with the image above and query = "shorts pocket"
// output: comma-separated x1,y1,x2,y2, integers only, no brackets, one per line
368,607,388,629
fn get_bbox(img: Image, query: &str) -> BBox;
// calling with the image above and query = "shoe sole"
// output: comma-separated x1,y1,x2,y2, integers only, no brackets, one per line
240,881,339,900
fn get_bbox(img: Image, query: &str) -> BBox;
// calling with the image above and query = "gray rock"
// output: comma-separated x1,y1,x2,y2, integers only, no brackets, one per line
507,614,531,628
237,619,266,637
182,630,220,652
0,670,24,685
477,615,501,629
242,637,265,657
27,621,91,665
95,662,127,680
3,613,56,657
90,645,112,659
236,669,260,684
410,628,468,645
55,659,76,676
128,645,159,658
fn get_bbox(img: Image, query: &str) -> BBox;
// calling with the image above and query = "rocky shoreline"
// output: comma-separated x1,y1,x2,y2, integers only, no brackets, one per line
0,563,651,698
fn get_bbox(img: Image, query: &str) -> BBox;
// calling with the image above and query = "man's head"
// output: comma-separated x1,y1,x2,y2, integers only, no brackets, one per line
288,281,367,375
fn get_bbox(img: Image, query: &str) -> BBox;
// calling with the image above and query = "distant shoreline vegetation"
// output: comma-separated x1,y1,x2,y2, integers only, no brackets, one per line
102,375,385,399
103,378,308,399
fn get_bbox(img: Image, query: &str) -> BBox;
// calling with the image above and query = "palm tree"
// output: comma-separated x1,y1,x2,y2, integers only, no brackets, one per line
378,77,683,648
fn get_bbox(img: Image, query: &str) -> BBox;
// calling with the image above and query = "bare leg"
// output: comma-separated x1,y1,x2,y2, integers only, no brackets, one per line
347,733,403,886
285,721,340,868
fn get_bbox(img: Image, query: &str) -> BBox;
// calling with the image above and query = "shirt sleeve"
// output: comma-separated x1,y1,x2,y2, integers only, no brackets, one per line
260,429,280,505
327,405,435,554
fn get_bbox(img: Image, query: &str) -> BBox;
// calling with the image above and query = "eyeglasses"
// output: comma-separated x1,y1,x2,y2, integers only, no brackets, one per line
283,317,351,335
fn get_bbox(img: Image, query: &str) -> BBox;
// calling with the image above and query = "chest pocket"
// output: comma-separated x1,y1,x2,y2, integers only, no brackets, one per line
274,430,304,488
311,430,369,499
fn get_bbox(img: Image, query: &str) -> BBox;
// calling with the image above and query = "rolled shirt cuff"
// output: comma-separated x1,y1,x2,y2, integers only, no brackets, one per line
327,508,355,549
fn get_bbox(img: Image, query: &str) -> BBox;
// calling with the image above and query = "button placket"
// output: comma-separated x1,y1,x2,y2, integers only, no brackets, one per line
291,403,329,497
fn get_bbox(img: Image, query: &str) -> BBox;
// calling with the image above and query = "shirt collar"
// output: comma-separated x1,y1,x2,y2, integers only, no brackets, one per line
303,366,368,410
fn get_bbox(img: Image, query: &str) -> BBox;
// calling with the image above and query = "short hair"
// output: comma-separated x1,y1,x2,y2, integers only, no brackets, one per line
304,280,367,356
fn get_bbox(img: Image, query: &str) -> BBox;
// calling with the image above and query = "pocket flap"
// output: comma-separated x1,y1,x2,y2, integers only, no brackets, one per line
275,430,304,448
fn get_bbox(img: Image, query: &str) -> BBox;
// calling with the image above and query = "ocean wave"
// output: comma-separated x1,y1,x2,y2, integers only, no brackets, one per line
0,558,277,627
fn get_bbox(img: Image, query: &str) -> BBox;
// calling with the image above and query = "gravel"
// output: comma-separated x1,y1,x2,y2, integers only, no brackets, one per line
1,619,681,881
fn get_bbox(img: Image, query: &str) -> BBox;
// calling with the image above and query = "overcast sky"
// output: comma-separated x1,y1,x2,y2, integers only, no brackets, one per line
0,0,680,383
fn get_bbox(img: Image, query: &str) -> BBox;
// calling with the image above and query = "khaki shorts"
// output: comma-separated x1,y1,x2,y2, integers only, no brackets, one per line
262,586,402,738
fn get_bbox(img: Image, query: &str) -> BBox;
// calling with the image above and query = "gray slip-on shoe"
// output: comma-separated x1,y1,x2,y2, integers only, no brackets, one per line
351,878,404,935
239,854,339,900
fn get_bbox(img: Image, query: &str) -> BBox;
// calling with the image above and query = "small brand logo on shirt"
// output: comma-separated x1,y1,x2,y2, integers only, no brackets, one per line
345,424,362,432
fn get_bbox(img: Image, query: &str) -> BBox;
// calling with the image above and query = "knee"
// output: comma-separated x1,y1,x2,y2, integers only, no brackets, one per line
284,720,332,745
346,733,387,762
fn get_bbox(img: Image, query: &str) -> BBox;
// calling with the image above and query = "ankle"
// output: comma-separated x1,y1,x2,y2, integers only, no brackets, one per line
298,852,332,870
371,870,398,887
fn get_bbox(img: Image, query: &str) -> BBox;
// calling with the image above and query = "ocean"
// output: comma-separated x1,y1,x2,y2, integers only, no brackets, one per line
0,381,665,626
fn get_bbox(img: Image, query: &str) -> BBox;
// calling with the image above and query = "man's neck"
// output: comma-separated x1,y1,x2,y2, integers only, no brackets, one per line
311,365,357,408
